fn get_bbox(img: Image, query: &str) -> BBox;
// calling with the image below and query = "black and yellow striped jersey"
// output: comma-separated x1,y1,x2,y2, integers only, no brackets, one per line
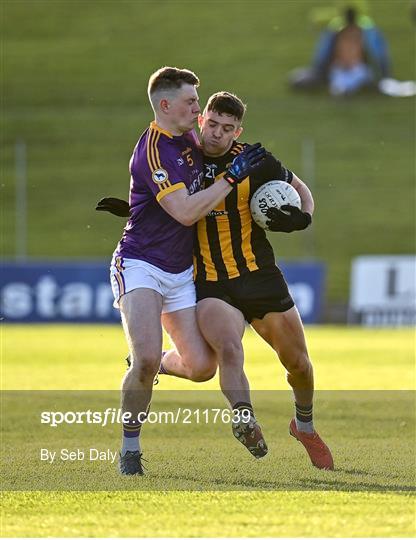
193,141,293,282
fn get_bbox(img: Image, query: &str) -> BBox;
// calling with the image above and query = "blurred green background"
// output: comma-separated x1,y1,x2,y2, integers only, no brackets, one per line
2,0,415,308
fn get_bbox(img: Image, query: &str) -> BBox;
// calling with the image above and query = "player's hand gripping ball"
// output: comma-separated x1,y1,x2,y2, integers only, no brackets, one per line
250,180,311,232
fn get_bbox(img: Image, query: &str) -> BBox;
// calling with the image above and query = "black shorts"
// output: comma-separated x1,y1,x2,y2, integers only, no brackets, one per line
195,266,294,323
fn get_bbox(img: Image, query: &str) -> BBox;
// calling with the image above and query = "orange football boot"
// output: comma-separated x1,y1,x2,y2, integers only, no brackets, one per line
289,418,334,470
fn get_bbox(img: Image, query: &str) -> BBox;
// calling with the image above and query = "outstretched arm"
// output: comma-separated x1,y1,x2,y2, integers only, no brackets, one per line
96,143,267,226
160,143,266,226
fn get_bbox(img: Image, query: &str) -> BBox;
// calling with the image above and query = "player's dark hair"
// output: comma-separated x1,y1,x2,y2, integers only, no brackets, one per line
205,92,247,121
148,66,200,96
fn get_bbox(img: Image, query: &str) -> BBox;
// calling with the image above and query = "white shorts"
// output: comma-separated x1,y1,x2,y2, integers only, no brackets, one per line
110,257,196,314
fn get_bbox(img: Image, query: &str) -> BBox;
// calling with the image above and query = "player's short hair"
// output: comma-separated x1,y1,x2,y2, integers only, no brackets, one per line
148,66,199,101
204,92,247,122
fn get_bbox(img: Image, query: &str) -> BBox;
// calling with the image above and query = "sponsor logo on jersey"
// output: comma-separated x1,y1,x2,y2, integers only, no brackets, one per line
152,168,169,184
188,171,204,195
207,209,228,217
176,157,184,166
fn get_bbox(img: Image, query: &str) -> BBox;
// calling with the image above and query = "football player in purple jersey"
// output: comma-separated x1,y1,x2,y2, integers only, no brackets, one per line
100,67,266,475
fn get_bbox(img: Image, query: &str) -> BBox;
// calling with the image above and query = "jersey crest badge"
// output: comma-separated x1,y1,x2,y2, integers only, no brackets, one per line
152,168,169,184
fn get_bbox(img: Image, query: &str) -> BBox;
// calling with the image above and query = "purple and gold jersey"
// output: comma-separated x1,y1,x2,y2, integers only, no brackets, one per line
114,122,204,273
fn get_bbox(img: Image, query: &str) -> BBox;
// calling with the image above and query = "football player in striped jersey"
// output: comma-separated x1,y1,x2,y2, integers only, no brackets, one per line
106,69,266,475
192,92,333,469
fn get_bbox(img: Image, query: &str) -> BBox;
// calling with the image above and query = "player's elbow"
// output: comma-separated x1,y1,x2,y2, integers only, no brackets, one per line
175,207,200,226
175,214,195,227
177,197,202,225
161,205,194,226
182,215,199,226
160,197,198,226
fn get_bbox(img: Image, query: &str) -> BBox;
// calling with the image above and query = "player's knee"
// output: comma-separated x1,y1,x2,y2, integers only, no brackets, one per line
180,347,217,382
188,364,217,382
130,354,159,383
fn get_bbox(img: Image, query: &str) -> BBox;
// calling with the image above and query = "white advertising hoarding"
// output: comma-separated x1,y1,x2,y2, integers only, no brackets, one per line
349,255,416,326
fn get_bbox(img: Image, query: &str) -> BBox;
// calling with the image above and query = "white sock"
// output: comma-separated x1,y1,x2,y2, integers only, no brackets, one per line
121,435,141,456
295,418,314,433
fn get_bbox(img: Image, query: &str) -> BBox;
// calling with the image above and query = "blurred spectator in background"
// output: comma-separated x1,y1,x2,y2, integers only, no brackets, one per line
289,6,392,96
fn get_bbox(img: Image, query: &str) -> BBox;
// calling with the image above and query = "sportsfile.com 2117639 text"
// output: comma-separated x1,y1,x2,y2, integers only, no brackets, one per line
40,408,252,427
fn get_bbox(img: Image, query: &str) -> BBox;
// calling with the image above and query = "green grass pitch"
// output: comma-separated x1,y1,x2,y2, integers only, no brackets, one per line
1,325,415,537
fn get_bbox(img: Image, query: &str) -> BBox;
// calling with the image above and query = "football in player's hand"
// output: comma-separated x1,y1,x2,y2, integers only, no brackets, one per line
250,180,301,230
